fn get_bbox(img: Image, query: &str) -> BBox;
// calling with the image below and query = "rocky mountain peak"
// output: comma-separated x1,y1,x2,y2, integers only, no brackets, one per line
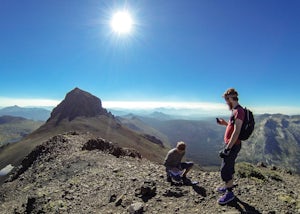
48,88,111,124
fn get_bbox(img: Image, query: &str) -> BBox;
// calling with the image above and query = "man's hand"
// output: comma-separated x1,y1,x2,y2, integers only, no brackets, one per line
169,167,183,176
216,118,227,126
219,148,231,158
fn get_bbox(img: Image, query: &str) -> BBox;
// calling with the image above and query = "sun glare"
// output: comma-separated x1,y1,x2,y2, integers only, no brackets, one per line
110,11,133,34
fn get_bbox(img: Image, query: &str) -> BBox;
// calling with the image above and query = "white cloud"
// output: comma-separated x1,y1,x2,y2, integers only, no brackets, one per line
0,97,60,108
252,106,300,115
103,101,300,116
103,101,229,116
103,101,226,110
1,97,299,116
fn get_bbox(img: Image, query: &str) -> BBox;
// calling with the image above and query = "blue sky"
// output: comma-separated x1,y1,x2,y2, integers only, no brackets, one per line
0,0,300,115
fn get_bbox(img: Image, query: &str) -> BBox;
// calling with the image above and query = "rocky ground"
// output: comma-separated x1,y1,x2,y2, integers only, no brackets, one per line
0,132,299,214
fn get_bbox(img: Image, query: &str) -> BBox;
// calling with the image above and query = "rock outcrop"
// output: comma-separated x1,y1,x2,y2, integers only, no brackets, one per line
0,132,300,213
48,88,112,124
142,134,164,148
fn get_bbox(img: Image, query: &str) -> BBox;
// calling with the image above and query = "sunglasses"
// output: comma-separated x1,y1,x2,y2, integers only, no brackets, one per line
178,147,186,151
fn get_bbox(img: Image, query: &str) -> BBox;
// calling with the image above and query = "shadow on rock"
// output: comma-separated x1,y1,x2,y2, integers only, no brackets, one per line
225,196,262,214
170,181,184,186
135,180,157,202
192,185,207,197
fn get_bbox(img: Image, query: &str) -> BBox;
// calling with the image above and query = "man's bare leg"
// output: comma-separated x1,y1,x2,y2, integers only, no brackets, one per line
225,178,234,189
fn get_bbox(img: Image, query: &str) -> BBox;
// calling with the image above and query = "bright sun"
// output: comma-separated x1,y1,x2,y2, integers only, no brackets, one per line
110,11,133,34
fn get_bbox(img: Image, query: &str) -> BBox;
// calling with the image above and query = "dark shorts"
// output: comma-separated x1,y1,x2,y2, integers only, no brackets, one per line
180,162,194,170
220,143,241,182
165,161,194,174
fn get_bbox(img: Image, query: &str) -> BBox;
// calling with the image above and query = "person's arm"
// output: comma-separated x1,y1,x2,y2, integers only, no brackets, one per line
226,118,242,149
164,150,176,168
164,152,170,167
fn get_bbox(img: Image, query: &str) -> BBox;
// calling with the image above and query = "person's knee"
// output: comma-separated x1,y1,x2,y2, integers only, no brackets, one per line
187,162,193,169
221,165,233,182
221,171,232,182
165,167,170,175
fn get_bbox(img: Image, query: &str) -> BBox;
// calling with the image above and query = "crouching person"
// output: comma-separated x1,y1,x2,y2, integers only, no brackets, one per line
164,141,193,184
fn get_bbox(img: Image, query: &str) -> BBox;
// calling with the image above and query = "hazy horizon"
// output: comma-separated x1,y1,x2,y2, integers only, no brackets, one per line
1,98,300,116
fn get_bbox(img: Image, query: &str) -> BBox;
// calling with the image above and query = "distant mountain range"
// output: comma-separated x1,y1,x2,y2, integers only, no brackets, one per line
0,115,43,147
109,107,224,120
119,113,300,173
1,88,299,175
118,114,223,168
0,105,51,121
0,88,299,213
239,114,300,173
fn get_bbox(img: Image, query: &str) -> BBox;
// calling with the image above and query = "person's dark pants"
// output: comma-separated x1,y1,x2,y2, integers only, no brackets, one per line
165,162,194,179
220,143,241,182
180,162,194,172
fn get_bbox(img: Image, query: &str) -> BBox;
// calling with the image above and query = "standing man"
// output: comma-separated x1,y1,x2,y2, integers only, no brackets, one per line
164,141,194,184
216,88,245,205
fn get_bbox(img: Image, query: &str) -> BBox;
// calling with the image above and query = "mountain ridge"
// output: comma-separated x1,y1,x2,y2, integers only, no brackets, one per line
0,105,50,121
0,115,43,147
0,132,299,213
0,88,170,178
119,113,300,173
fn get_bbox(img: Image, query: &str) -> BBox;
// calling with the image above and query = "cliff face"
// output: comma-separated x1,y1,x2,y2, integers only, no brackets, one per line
239,114,300,173
48,88,110,124
0,132,299,213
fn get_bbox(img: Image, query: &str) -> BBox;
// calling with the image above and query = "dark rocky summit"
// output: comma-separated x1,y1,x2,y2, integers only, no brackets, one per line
48,88,112,124
0,132,299,213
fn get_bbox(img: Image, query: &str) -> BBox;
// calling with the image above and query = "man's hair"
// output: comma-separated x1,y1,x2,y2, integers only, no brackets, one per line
176,141,186,150
223,88,239,101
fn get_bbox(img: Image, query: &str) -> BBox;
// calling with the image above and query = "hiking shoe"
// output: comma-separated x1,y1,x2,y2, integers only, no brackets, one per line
191,181,199,185
216,186,227,193
218,191,235,205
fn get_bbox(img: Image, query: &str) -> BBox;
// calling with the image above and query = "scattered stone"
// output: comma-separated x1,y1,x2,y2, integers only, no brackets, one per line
82,138,142,159
115,194,124,207
257,162,267,168
109,194,117,203
271,165,277,171
128,202,144,214
163,187,185,198
25,197,36,213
